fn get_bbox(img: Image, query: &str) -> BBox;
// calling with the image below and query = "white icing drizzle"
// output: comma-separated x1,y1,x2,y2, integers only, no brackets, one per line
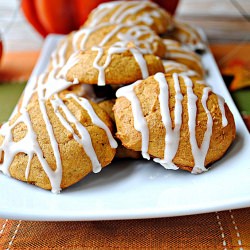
182,76,213,174
50,95,102,173
130,48,149,79
116,25,160,55
0,89,117,192
37,90,63,191
26,51,80,101
163,60,200,77
153,73,183,170
116,80,150,160
66,94,118,149
165,48,204,76
174,22,206,51
18,39,78,114
86,1,123,27
0,108,63,193
110,2,135,23
92,46,111,86
72,22,161,57
167,51,202,68
217,95,228,127
73,23,112,51
86,1,163,28
115,2,158,25
57,51,80,79
92,45,149,86
163,39,180,49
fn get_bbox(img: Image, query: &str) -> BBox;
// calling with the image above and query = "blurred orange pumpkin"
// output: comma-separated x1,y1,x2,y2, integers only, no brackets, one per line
21,0,179,37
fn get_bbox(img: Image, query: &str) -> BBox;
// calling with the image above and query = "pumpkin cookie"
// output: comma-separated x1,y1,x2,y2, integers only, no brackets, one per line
0,93,117,192
163,60,202,79
113,73,235,173
162,38,181,50
63,45,164,86
98,99,141,160
164,21,206,52
98,99,116,122
49,23,167,71
164,45,205,77
83,1,173,34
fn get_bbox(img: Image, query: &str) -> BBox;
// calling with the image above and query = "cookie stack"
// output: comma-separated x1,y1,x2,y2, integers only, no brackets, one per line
0,1,236,193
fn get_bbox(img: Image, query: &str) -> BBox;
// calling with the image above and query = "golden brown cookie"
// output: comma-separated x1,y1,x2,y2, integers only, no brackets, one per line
164,45,205,77
83,1,173,34
162,60,202,79
98,99,116,122
64,46,164,86
164,21,206,52
0,93,117,192
113,73,235,173
98,99,141,160
49,23,167,72
73,24,166,57
162,38,181,50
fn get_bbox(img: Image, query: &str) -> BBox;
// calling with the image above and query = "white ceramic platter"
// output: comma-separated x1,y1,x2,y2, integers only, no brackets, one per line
0,35,249,221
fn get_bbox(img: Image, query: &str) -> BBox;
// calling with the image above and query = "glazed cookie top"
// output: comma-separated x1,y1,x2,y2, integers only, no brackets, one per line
63,45,164,85
72,23,167,58
164,44,205,77
113,73,235,173
0,93,117,192
16,55,81,114
83,1,173,34
166,21,206,52
162,38,181,50
49,23,167,71
162,60,202,79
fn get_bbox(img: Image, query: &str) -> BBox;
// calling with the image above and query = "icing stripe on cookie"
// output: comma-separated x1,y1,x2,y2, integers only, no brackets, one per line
153,72,182,170
116,80,150,160
50,94,102,174
92,45,149,86
217,95,228,127
66,94,118,149
0,102,63,194
182,76,213,174
86,1,164,29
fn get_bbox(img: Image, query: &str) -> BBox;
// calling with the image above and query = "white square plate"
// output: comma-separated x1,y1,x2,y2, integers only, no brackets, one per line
0,35,249,221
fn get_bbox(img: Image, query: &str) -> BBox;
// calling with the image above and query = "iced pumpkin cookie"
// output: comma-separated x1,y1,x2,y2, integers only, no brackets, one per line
49,23,167,71
83,1,173,34
73,24,166,57
0,93,117,192
164,44,205,77
162,60,202,79
63,45,164,86
162,38,181,50
164,21,206,52
113,73,236,173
